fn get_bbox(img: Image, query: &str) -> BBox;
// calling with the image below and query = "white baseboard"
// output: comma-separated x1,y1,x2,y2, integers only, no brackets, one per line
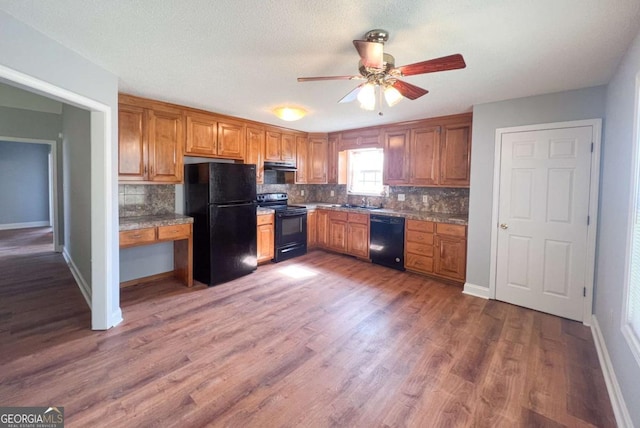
62,247,92,309
463,282,490,299
110,308,123,329
591,315,633,428
0,220,50,230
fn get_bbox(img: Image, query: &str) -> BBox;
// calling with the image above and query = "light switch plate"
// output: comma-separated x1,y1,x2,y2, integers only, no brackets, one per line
398,193,405,201
422,195,428,203
301,190,305,196
330,190,335,197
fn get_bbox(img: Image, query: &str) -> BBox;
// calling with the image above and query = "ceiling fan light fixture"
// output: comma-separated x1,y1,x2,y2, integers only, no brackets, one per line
272,106,307,121
357,83,376,111
384,85,403,107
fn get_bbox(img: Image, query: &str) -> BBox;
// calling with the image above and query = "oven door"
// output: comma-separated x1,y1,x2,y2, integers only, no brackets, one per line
274,211,307,262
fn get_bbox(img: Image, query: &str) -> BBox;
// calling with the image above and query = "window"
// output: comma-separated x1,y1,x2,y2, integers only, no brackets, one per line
623,74,640,366
347,148,384,196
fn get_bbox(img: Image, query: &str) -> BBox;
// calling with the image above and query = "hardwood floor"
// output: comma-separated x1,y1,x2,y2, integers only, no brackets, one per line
0,228,615,427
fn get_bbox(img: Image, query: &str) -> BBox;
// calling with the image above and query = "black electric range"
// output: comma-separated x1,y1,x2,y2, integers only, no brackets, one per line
256,193,308,262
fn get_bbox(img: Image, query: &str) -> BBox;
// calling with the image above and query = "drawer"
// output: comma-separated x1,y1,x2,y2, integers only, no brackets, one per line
405,253,434,273
158,223,191,240
257,214,274,226
406,230,434,245
436,223,466,237
348,212,369,224
329,211,348,222
120,228,156,247
406,241,434,257
407,219,434,233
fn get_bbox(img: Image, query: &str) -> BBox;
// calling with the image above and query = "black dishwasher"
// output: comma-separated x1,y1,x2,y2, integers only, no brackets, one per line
369,214,405,271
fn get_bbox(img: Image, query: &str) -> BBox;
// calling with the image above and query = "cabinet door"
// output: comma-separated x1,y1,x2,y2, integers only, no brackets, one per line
308,137,328,183
327,135,339,184
317,210,329,247
295,136,308,184
383,128,410,185
329,219,347,252
410,126,440,186
307,210,317,248
434,236,467,281
440,122,471,186
217,120,245,159
246,126,265,184
185,112,217,157
148,109,184,183
265,131,281,161
347,222,369,258
118,104,147,181
257,223,274,263
281,133,297,163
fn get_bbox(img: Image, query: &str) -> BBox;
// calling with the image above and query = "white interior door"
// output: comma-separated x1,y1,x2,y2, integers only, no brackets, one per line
495,126,593,321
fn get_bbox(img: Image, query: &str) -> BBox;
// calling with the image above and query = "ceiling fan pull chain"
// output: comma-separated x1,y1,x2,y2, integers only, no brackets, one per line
377,85,384,116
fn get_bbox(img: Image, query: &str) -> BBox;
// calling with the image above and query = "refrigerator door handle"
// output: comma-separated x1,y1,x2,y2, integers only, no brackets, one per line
214,202,256,209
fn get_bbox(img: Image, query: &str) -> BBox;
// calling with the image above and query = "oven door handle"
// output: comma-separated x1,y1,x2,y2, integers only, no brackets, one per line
277,211,306,218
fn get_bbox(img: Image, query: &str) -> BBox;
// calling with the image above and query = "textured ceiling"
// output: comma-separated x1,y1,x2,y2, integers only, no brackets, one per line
1,0,639,132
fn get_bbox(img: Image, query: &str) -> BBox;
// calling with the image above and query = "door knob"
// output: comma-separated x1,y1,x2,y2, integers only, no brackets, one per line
500,223,509,229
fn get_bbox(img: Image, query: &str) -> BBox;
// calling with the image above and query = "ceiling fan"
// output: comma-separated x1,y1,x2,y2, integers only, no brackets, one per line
298,29,466,112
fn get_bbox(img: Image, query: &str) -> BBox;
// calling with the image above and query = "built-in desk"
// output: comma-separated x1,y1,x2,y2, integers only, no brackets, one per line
119,214,194,287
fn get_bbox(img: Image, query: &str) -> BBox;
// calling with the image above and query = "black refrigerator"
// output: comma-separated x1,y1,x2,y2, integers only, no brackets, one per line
185,163,257,286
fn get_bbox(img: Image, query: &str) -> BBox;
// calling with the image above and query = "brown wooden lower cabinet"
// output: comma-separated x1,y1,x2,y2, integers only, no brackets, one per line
307,210,317,248
346,213,369,258
119,222,193,287
405,219,466,283
316,210,329,247
316,209,370,259
257,213,274,264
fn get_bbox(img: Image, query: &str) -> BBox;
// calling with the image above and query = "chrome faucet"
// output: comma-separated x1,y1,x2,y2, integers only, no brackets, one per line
362,197,367,207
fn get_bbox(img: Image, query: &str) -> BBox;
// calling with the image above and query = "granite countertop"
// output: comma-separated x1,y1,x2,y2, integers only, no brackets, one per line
257,207,275,215
119,213,194,231
302,202,468,226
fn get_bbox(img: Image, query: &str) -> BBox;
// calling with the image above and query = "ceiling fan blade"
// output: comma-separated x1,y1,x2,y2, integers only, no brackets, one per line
338,84,365,104
353,40,384,68
396,54,466,76
390,80,429,100
297,75,361,82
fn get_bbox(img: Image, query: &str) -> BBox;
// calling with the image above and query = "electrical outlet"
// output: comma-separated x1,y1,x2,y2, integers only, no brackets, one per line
301,190,305,196
398,193,405,201
330,190,335,197
422,195,428,203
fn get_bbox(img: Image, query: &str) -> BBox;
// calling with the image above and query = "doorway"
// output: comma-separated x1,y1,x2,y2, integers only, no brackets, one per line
489,119,602,323
0,137,60,252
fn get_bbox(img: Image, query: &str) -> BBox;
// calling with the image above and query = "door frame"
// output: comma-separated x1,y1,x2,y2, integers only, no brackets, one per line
0,64,120,330
489,119,602,324
0,136,60,252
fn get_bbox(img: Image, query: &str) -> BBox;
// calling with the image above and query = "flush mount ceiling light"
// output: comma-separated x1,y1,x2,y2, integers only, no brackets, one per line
272,106,307,121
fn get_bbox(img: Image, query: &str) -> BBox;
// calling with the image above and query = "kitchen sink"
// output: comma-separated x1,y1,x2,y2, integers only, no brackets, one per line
339,203,381,210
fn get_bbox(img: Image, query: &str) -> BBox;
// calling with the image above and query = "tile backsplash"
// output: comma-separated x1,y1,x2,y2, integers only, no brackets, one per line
258,184,468,215
119,184,175,217
120,183,467,218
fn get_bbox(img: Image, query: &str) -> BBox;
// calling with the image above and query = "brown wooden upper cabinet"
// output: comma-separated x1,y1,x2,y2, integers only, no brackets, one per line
337,128,381,151
383,127,411,185
327,134,339,184
383,113,471,187
185,111,245,160
308,135,328,184
246,125,265,184
118,97,184,183
295,135,308,184
265,130,296,164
